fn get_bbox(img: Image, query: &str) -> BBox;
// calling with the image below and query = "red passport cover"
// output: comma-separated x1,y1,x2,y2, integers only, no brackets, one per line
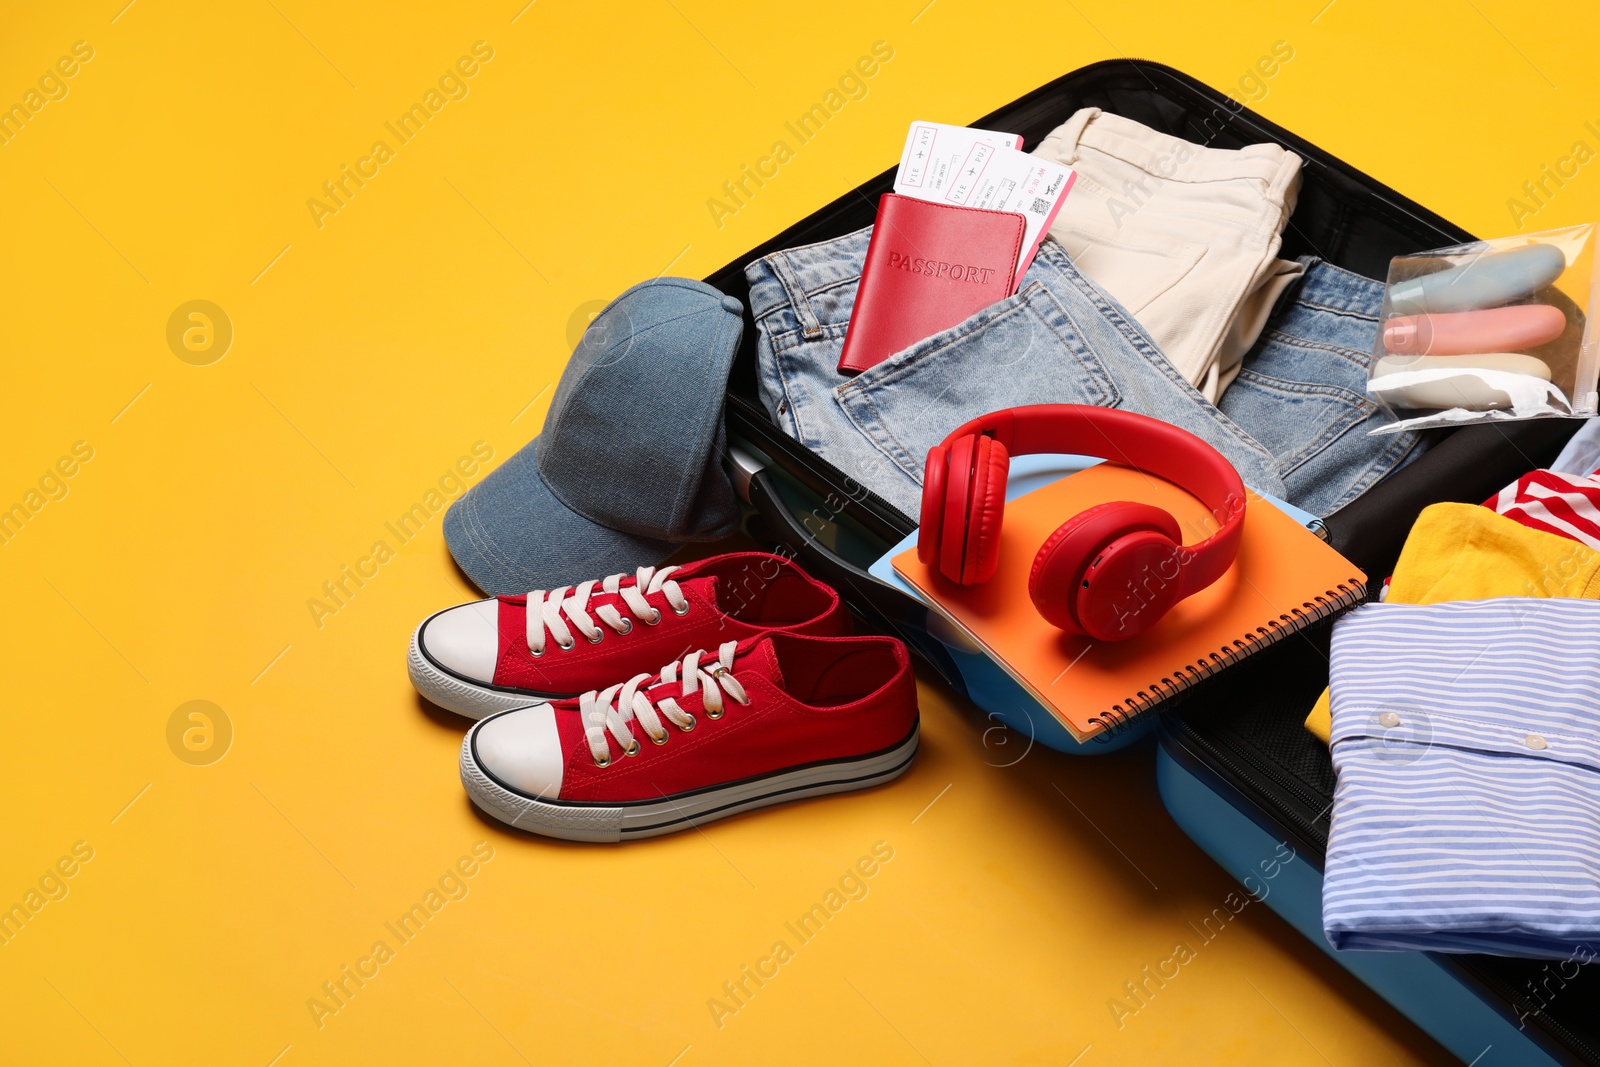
837,193,1027,376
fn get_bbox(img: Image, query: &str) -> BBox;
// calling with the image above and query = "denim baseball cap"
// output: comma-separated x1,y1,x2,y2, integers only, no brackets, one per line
445,278,746,594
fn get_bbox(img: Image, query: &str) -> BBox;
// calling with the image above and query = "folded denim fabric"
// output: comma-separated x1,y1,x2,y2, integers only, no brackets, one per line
748,227,1285,518
1035,108,1304,402
747,224,1425,520
1324,598,1600,959
1218,258,1427,516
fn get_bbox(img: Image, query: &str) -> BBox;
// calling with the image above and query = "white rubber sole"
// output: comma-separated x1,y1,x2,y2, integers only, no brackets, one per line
407,621,562,720
460,719,920,843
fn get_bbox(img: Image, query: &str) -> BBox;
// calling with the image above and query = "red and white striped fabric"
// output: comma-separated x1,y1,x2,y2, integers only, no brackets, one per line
1483,469,1600,551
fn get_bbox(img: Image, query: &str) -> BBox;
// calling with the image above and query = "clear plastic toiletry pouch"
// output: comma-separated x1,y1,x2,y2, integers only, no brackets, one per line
1368,223,1599,433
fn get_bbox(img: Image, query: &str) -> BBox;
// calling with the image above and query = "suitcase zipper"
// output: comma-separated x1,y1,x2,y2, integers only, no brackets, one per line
1165,708,1333,850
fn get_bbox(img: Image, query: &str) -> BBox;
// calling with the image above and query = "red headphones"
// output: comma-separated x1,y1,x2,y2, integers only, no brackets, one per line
919,405,1246,642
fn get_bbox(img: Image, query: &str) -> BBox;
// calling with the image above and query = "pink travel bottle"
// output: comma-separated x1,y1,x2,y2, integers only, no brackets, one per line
1383,305,1566,356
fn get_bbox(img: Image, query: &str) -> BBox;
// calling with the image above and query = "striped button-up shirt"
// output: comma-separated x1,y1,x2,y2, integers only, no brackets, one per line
1324,598,1600,959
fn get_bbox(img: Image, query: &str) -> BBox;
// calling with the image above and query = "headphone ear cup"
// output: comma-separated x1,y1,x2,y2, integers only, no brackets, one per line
1029,501,1183,636
962,437,1011,584
938,435,978,583
917,444,951,569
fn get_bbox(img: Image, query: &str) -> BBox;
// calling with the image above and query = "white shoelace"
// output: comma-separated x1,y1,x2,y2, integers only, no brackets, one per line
580,641,749,766
524,565,688,656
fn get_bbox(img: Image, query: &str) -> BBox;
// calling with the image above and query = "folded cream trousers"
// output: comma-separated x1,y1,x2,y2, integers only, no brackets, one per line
1035,108,1304,402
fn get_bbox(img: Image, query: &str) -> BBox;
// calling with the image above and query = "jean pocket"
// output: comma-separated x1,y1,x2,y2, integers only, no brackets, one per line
1222,365,1374,475
832,282,1122,484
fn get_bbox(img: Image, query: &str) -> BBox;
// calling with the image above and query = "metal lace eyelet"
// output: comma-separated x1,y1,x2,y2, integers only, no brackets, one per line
529,646,544,658
558,639,575,651
644,610,663,626
680,713,696,732
617,619,634,635
594,752,611,768
705,706,724,720
671,601,690,617
586,630,604,645
623,739,640,757
649,731,669,746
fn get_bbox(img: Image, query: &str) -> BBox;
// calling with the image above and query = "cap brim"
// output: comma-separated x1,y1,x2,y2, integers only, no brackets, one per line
444,437,679,595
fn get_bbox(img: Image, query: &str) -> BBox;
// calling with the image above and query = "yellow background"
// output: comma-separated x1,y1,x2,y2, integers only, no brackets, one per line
3,1,1596,1063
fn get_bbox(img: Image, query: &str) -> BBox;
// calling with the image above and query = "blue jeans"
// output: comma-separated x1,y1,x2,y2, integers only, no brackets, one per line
747,228,1424,518
1219,259,1427,514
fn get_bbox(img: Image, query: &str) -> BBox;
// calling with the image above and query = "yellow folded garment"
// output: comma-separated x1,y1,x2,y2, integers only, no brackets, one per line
1304,503,1600,742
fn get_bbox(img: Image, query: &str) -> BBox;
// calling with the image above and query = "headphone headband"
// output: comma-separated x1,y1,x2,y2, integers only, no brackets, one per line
939,405,1247,593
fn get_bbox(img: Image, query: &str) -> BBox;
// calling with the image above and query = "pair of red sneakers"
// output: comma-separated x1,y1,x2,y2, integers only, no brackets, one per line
408,552,919,842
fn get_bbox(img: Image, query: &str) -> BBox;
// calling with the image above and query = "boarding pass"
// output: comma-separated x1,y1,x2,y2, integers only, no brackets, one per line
895,121,1021,198
892,120,1076,289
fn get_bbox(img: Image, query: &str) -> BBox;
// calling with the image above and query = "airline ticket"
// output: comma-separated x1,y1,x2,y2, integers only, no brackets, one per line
895,121,1021,198
892,120,1076,290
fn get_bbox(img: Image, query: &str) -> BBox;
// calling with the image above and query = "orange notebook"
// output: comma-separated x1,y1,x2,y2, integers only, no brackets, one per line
893,464,1366,741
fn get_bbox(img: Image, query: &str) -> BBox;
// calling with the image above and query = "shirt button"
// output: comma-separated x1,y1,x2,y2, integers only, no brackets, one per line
1377,712,1400,727
1525,735,1548,751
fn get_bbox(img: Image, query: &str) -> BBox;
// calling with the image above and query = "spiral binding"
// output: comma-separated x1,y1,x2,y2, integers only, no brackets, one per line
1085,578,1367,734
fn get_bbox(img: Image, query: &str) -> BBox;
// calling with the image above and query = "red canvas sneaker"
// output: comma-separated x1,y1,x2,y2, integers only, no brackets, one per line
459,633,919,841
408,552,848,718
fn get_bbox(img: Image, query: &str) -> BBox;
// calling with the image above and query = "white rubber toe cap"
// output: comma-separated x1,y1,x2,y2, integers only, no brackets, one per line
473,706,565,799
420,600,501,684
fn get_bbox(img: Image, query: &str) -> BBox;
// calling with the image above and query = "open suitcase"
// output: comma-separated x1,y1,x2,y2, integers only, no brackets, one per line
704,60,1593,1065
